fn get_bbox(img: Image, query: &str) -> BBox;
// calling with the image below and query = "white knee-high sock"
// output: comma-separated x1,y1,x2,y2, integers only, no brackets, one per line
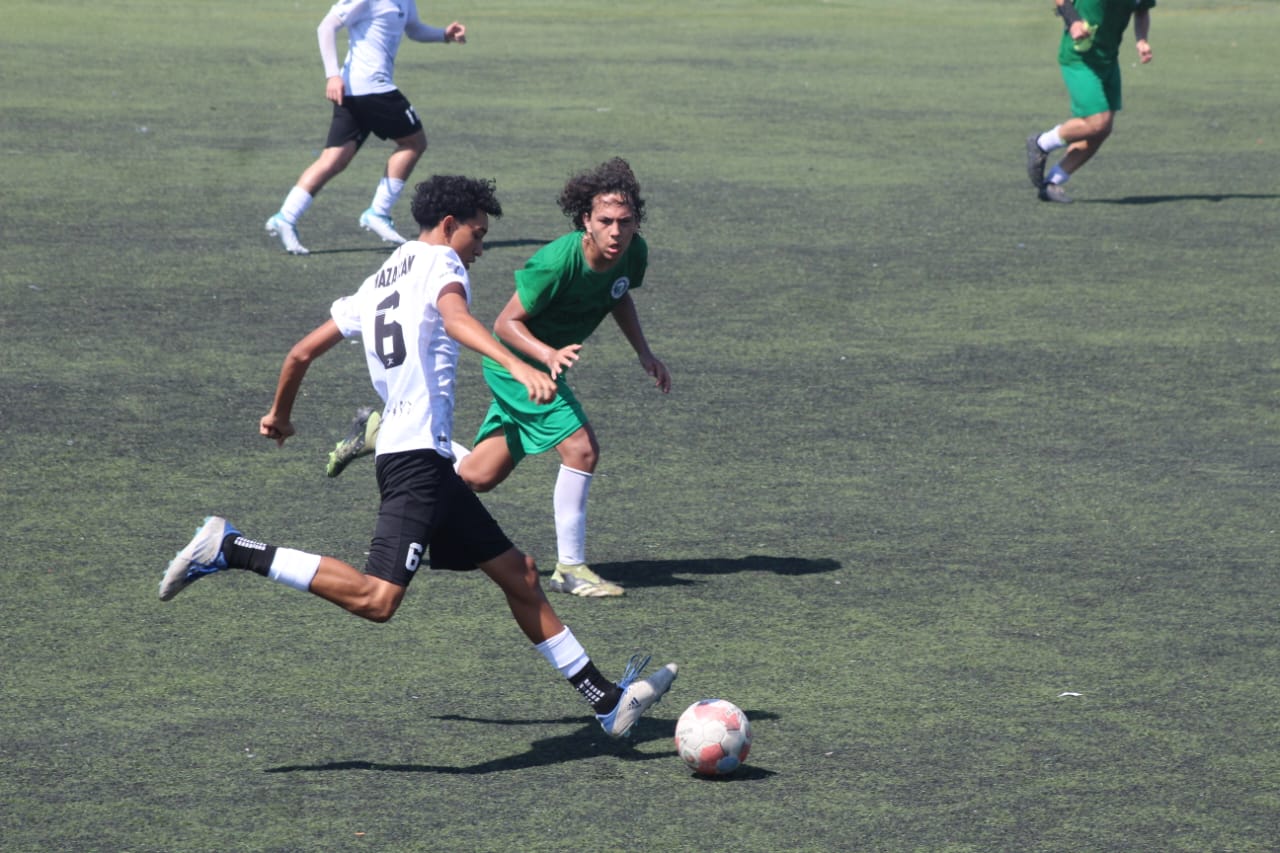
554,465,592,566
268,548,321,591
534,626,589,678
279,187,313,225
370,177,406,217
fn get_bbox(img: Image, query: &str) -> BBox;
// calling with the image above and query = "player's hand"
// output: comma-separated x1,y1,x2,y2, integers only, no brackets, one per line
511,362,557,404
260,414,296,447
1068,21,1090,41
640,353,672,394
544,344,581,381
1136,39,1153,63
445,22,466,44
325,76,344,106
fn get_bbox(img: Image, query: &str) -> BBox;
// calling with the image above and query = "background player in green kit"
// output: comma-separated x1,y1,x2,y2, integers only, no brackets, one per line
457,158,671,598
1025,0,1155,203
327,158,671,598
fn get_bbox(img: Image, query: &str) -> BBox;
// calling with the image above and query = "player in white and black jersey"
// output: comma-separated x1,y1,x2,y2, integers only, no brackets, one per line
165,176,677,739
265,0,467,255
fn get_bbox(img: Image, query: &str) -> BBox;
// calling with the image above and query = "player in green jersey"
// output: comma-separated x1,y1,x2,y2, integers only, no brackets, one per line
458,158,671,598
1025,0,1155,203
326,158,671,598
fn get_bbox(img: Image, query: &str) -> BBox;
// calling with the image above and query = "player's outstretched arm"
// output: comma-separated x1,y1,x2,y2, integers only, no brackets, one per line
611,293,671,393
439,287,556,403
261,319,345,446
492,291,581,380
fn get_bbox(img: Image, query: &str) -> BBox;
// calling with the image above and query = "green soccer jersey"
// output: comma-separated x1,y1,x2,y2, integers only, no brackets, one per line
483,231,648,373
1058,0,1155,66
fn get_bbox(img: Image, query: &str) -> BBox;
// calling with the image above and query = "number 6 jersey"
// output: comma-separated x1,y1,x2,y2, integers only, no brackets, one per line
330,241,471,459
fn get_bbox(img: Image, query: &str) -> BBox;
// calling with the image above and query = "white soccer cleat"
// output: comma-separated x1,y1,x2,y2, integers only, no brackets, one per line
265,213,309,255
359,208,407,245
159,516,237,601
596,655,678,739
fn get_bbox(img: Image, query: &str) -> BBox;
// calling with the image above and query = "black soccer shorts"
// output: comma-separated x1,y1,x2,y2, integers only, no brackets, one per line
325,89,424,149
365,449,513,585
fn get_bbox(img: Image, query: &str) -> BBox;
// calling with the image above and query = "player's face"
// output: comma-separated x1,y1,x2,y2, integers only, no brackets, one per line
581,193,637,270
449,212,490,268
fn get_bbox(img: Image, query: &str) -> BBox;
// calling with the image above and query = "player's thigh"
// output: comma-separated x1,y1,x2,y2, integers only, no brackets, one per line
428,476,514,571
365,450,449,586
459,431,517,491
325,102,372,150
481,366,590,458
348,90,424,142
555,424,599,471
1061,61,1113,119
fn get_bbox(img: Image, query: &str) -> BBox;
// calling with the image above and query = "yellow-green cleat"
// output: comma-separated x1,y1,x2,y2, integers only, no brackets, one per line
326,406,380,478
549,562,625,597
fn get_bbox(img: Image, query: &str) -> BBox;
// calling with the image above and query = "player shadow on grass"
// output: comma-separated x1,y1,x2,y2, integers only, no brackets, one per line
1084,192,1280,205
583,556,842,590
263,710,778,778
304,237,549,256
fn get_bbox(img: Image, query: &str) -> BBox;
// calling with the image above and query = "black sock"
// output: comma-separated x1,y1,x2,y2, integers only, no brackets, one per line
220,534,276,576
569,662,623,714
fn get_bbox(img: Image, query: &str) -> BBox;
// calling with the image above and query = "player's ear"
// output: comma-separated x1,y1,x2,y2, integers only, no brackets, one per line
440,214,457,238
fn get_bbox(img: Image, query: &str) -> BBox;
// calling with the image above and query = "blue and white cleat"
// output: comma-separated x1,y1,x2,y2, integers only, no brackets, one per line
159,516,238,601
359,208,407,245
597,654,678,739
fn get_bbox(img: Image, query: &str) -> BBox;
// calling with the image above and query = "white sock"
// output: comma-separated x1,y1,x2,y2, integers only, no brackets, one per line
450,440,472,474
279,187,313,225
534,626,589,679
370,177,406,218
553,465,591,566
1047,164,1071,186
1037,126,1066,152
267,548,321,591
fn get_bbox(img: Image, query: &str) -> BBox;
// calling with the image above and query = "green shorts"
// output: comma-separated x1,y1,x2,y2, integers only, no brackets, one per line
475,363,588,465
1061,59,1122,118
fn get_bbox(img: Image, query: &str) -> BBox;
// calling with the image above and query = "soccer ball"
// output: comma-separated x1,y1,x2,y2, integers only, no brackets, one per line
674,699,752,776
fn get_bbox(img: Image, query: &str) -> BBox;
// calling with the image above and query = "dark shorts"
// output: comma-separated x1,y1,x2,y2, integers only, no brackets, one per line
325,89,424,149
365,449,513,586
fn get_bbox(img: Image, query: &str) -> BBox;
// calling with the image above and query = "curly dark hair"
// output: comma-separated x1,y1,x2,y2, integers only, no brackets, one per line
411,175,503,230
557,157,645,231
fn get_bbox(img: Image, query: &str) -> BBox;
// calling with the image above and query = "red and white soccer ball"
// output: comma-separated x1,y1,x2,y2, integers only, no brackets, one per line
674,699,752,776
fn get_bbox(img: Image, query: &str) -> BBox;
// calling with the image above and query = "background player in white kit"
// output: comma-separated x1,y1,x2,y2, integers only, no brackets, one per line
265,0,466,255
167,175,677,739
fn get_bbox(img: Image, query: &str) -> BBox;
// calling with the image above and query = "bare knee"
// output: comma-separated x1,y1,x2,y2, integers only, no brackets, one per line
557,429,599,472
511,553,542,597
483,552,543,601
457,440,514,492
350,581,404,623
1082,112,1114,140
299,145,356,193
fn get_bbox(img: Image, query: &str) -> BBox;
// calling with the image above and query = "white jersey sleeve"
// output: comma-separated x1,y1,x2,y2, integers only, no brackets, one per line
330,242,471,458
317,12,344,79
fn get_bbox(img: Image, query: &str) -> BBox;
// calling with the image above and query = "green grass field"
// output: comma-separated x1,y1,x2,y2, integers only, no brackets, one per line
3,0,1280,849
